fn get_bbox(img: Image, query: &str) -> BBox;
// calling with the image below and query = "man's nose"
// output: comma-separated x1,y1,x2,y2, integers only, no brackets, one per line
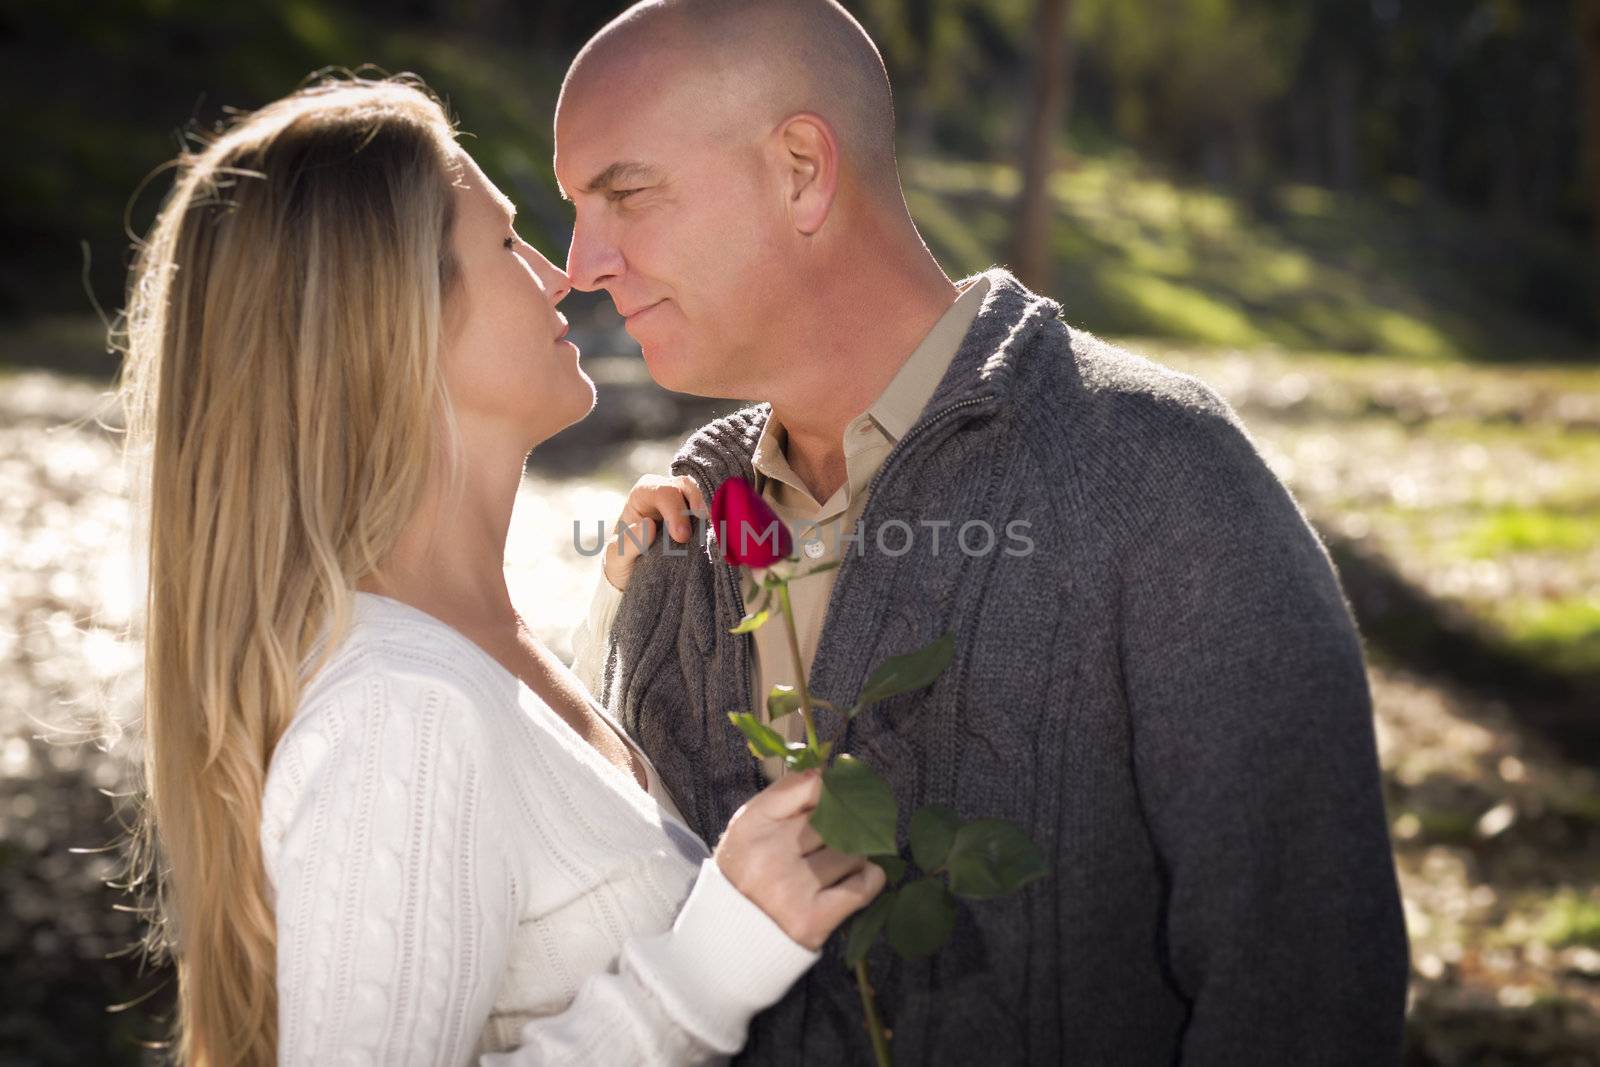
565,215,623,293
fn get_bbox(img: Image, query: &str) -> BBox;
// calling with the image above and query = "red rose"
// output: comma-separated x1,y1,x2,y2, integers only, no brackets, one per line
711,477,794,568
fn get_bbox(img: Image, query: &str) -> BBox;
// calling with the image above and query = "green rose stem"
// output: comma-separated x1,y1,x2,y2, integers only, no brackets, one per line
771,580,819,750
853,959,892,1067
769,571,891,1066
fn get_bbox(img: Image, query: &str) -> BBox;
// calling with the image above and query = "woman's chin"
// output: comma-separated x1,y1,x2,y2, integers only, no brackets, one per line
551,373,598,435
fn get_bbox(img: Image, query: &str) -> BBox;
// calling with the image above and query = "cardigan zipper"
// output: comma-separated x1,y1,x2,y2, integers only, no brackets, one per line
818,394,993,646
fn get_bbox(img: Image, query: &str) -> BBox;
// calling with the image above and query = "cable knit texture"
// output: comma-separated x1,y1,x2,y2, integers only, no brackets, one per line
594,267,1411,1065
261,593,818,1066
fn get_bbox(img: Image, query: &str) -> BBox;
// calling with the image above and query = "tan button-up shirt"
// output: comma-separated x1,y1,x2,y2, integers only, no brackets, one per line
569,277,991,782
747,276,989,780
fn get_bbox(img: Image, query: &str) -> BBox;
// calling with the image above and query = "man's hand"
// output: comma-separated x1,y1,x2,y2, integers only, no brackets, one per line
602,474,707,592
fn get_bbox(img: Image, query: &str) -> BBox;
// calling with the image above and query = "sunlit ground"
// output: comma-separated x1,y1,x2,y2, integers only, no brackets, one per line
2,333,1597,1062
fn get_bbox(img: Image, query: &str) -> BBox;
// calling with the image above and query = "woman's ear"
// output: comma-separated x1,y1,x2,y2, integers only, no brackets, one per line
778,113,839,236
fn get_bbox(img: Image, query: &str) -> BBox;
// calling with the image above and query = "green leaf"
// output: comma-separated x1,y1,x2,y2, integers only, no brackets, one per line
909,804,961,873
871,854,907,882
783,742,823,771
810,755,898,856
844,890,894,968
944,819,1050,900
727,712,788,759
729,608,772,635
886,877,956,960
855,632,955,712
766,685,803,721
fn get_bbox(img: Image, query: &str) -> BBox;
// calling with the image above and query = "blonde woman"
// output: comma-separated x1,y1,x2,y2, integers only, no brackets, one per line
115,75,884,1066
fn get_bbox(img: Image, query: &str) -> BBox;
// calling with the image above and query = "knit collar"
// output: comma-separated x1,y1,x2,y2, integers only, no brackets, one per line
670,266,1062,488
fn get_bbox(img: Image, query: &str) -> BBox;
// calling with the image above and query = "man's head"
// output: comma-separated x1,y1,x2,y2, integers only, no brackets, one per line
555,0,902,398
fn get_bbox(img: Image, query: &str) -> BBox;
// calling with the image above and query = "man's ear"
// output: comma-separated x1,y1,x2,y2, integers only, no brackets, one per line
778,113,839,236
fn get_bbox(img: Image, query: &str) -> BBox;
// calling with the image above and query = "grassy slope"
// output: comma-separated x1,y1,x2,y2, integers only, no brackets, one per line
905,155,1597,363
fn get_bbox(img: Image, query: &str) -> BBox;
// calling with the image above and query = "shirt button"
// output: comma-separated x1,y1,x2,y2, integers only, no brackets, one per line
804,541,825,559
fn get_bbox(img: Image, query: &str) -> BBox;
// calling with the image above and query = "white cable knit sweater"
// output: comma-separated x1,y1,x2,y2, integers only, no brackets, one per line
260,591,818,1065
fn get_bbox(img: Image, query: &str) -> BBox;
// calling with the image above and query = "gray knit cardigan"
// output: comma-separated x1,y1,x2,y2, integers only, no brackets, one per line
597,268,1409,1065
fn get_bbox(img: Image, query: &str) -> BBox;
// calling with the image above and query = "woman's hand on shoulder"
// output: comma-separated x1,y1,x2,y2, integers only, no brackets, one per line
602,474,706,592
713,769,887,951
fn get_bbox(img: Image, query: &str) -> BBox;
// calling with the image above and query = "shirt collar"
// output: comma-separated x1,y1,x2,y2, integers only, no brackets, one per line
866,274,990,441
750,274,991,500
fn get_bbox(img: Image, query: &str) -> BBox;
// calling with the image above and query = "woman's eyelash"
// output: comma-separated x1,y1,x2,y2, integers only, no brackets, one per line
503,236,516,250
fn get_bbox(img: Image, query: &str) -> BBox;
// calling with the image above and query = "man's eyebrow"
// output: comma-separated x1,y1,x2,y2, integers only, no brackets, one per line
580,162,659,196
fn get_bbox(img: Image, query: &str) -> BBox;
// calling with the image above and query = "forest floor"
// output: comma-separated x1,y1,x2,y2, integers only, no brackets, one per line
1,323,1596,1064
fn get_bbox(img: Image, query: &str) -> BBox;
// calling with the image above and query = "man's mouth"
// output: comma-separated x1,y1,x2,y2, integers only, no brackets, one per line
621,300,664,322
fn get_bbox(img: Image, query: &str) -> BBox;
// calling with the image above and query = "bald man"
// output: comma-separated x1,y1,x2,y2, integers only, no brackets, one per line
556,2,1409,1064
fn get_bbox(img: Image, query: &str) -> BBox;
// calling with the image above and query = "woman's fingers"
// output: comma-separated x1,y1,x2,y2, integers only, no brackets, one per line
804,846,867,889
714,773,890,950
613,516,658,553
619,475,705,543
816,860,888,918
675,475,707,521
746,767,822,821
652,485,695,542
796,820,825,856
604,473,706,591
601,516,656,591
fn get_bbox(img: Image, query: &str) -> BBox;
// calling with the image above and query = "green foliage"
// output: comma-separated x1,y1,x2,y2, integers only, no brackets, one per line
2,0,571,319
8,0,1593,363
852,632,955,715
811,756,900,856
1489,597,1600,679
1458,508,1600,558
845,890,895,968
886,877,957,959
870,854,908,882
1076,0,1305,155
906,155,1594,361
944,819,1051,900
766,684,804,721
909,803,961,872
1537,892,1600,948
728,712,788,760
729,608,772,635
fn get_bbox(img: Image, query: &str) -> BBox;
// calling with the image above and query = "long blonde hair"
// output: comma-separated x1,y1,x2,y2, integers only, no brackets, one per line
113,73,464,1065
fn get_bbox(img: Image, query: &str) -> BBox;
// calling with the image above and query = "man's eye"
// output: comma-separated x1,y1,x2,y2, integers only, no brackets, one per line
610,188,642,202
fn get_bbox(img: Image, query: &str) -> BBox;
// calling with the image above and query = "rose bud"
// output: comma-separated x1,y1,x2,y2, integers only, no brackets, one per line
711,476,794,568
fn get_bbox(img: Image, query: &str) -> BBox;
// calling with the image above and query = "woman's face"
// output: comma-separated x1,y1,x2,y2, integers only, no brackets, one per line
440,150,594,450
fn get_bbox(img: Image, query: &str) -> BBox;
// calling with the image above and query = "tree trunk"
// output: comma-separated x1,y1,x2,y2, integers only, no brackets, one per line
1581,0,1600,250
1326,55,1359,192
1008,0,1075,294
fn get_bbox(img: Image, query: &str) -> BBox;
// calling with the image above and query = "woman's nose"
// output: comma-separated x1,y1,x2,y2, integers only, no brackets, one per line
518,239,569,307
530,245,572,306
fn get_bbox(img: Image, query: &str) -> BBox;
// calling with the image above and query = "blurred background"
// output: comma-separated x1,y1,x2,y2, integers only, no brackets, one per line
0,0,1597,1063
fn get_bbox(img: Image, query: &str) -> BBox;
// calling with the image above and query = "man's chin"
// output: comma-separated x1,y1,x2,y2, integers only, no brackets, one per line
637,339,745,401
637,340,697,395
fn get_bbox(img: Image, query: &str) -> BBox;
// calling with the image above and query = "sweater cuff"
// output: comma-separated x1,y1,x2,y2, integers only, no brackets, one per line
623,857,820,1054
